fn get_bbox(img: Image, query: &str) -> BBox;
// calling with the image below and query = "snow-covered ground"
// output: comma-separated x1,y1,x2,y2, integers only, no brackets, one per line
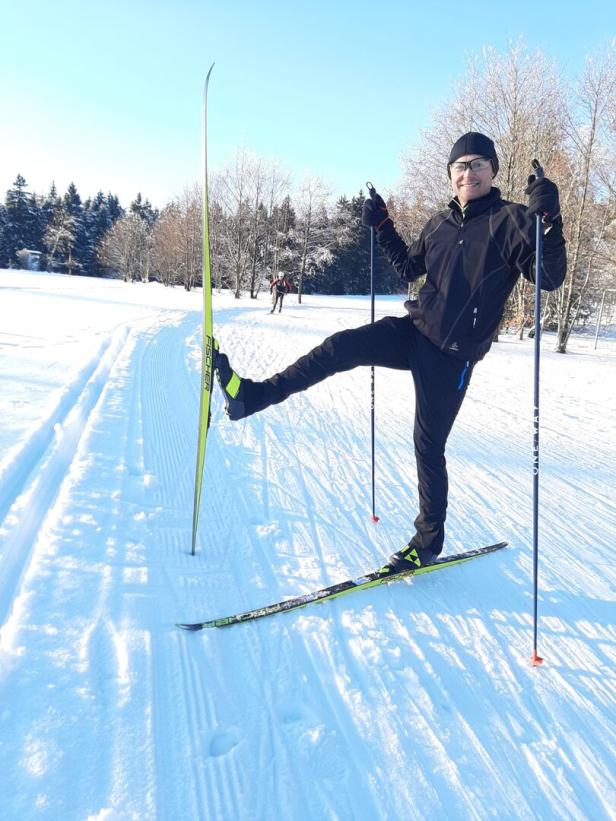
1,269,615,821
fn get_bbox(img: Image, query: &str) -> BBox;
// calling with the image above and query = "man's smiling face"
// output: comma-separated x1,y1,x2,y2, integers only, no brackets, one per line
449,155,494,206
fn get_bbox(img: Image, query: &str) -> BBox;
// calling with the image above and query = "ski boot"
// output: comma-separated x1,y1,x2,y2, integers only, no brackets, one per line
386,543,437,574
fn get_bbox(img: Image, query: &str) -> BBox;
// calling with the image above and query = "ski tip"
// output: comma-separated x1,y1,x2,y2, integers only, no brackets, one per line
203,63,215,95
477,541,508,552
176,623,204,632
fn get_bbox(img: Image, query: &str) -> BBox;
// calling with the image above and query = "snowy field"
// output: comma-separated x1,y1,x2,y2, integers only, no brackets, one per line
0,269,615,821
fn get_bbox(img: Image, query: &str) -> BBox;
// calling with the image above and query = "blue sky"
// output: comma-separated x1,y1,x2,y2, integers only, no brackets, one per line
2,0,615,208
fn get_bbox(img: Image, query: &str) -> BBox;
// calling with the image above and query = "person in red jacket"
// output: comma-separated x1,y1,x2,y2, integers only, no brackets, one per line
214,133,566,571
270,274,292,314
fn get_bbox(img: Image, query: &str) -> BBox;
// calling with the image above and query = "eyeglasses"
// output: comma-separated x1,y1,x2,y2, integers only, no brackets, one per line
449,157,492,174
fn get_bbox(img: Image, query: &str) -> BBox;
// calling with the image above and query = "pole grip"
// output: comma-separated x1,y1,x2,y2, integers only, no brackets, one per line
531,158,544,180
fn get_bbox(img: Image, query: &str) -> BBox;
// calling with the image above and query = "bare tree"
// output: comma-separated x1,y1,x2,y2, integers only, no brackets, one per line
98,213,152,282
215,147,252,298
260,163,292,295
397,42,567,335
178,185,202,291
294,175,333,302
43,208,76,273
150,186,202,290
246,156,266,299
151,202,182,286
399,41,564,213
554,48,616,351
205,175,228,290
211,148,294,298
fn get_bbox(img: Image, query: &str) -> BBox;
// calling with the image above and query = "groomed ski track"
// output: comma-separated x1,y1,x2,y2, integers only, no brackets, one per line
0,275,615,820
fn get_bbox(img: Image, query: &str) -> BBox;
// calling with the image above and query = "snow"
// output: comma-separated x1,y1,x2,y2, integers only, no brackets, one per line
1,268,615,820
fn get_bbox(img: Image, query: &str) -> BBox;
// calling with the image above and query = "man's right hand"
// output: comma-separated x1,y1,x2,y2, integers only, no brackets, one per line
361,189,389,228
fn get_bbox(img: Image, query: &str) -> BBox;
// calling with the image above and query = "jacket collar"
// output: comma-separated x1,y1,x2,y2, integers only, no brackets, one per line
449,187,501,221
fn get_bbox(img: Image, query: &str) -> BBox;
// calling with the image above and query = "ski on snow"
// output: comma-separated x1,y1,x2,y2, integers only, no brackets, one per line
177,541,507,630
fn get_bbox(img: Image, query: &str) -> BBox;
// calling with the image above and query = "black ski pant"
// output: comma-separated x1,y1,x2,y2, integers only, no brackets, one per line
255,316,474,554
271,292,286,312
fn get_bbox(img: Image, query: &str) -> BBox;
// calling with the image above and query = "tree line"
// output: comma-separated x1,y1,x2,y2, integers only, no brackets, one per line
0,170,396,297
0,176,158,277
2,40,616,352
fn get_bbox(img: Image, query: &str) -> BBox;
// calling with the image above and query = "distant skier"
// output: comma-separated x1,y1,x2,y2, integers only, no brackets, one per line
214,133,567,571
270,274,292,314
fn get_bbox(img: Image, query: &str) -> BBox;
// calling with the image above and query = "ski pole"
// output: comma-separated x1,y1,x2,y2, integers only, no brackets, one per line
531,158,544,667
366,182,380,523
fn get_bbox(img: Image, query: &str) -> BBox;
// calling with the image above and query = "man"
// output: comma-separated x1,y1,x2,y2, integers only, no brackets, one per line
213,133,566,571
270,273,292,314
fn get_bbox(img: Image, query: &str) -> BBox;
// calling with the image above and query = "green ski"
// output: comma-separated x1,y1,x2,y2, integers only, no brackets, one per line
178,541,507,630
191,63,215,556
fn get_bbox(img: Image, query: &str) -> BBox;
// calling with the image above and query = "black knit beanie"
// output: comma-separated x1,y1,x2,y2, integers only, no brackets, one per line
448,132,499,177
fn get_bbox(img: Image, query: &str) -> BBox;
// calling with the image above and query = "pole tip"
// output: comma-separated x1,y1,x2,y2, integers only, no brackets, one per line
370,514,380,523
531,651,544,667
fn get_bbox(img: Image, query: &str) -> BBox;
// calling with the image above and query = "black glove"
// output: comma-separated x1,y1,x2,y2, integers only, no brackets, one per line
361,189,389,228
524,175,560,220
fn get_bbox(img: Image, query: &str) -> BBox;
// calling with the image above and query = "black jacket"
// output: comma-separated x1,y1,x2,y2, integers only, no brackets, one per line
377,187,567,361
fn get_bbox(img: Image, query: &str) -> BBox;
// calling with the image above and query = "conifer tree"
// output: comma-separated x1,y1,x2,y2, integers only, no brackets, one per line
38,183,61,270
107,194,124,223
0,204,9,267
61,182,87,274
130,193,158,226
4,174,41,263
83,192,114,275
